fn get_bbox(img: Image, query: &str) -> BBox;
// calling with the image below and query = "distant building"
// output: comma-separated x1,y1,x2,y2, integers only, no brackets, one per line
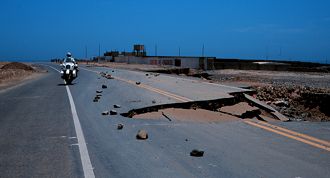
95,44,215,70
113,55,214,70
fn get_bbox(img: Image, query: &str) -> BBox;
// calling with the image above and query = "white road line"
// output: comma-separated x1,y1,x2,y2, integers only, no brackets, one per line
66,86,95,178
43,64,95,178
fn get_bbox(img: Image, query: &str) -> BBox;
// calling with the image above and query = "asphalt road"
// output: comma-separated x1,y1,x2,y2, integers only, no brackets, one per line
0,63,329,178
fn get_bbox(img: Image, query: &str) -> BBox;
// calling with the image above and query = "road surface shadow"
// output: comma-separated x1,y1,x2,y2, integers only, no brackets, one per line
57,83,75,86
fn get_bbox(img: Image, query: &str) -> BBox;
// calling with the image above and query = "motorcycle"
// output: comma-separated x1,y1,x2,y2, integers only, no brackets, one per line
60,60,78,84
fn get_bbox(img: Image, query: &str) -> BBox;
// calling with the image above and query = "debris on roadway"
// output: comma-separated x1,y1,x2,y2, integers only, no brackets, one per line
96,90,103,93
136,81,141,85
161,112,172,121
102,111,109,115
110,110,117,115
117,124,124,130
190,149,204,157
114,104,121,108
102,84,107,89
136,130,148,140
105,74,114,79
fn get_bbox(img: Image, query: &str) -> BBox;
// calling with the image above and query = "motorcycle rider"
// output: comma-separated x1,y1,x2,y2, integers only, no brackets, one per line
63,52,78,70
64,52,76,63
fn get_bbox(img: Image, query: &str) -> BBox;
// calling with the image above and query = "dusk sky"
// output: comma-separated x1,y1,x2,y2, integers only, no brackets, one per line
1,0,330,63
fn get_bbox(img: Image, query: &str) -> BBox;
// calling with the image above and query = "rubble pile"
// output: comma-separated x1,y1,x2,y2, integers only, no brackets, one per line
254,85,330,121
100,72,114,79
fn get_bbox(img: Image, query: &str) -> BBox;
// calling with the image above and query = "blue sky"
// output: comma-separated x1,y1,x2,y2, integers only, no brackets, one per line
0,0,330,63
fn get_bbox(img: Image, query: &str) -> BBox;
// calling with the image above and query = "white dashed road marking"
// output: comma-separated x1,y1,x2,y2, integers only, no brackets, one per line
43,64,95,178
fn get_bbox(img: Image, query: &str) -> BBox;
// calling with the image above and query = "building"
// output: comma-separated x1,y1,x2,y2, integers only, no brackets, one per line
95,44,215,70
113,55,215,70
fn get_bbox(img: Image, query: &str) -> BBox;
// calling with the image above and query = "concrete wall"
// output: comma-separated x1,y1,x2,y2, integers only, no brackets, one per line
114,56,202,69
180,58,200,69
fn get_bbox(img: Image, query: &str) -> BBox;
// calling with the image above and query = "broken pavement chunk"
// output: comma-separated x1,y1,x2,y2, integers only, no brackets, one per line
102,111,109,115
110,110,117,115
117,124,124,130
190,149,204,157
136,130,148,140
219,102,260,118
273,100,289,107
114,104,121,108
136,82,141,85
105,74,114,79
102,84,107,89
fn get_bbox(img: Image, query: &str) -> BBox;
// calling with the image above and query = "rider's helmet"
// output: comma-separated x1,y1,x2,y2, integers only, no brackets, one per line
66,52,72,57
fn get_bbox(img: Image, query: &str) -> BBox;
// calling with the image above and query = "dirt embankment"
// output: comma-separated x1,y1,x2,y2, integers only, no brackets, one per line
0,62,43,90
254,85,330,122
208,70,330,122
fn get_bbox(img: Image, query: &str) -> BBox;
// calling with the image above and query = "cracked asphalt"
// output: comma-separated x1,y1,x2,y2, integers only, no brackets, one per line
0,63,329,178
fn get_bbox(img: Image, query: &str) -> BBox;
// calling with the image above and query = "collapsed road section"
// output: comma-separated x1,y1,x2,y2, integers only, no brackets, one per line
121,93,289,122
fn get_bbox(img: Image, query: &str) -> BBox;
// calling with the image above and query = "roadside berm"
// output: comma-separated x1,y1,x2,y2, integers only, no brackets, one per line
0,62,44,90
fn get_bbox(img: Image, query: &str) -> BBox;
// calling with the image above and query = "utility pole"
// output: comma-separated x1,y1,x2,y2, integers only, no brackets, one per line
85,46,88,59
98,43,101,57
326,56,328,64
202,44,205,57
266,45,269,60
155,44,158,56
